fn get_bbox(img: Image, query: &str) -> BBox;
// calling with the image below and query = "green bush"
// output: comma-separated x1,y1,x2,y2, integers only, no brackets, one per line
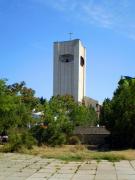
1,129,36,152
1,133,22,152
48,133,66,146
100,77,135,148
31,125,67,146
68,136,81,145
21,131,36,149
31,126,48,145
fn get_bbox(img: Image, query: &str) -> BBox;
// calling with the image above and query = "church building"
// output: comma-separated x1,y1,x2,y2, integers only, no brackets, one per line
53,39,86,103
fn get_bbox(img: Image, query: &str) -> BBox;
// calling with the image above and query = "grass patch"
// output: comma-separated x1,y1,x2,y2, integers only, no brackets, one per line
3,145,135,162
91,153,126,162
54,154,83,162
22,145,135,162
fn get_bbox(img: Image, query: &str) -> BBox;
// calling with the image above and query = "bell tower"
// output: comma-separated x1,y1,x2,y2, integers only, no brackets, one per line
53,39,86,103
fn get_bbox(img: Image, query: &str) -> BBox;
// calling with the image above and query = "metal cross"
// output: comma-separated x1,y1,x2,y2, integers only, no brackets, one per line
68,32,73,40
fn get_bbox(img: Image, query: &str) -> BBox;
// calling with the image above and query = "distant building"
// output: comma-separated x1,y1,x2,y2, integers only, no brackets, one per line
32,109,44,119
53,39,86,103
73,126,110,145
83,96,101,119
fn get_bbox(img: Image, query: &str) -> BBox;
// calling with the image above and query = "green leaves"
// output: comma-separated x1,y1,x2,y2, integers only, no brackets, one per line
31,95,98,146
0,79,98,147
100,77,135,148
0,79,35,132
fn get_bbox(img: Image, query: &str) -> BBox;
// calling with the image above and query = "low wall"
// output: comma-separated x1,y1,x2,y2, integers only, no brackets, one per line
76,134,109,145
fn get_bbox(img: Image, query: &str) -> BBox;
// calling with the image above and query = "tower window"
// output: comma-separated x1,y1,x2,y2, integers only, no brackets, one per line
80,56,84,66
59,54,74,62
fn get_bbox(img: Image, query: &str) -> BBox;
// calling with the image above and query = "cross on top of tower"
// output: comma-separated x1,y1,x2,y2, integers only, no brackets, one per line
68,32,73,40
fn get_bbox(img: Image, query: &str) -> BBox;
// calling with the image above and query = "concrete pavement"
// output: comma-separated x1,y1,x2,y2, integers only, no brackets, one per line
0,153,135,180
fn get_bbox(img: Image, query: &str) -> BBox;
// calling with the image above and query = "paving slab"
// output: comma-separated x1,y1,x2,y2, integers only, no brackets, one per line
117,175,135,180
29,172,52,178
4,177,28,180
95,175,116,180
26,178,47,180
50,173,73,179
38,168,56,173
76,170,96,175
1,153,135,180
72,174,95,180
57,169,75,174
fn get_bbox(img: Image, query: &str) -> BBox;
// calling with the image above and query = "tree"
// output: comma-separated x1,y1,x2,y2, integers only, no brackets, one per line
70,105,98,126
31,96,75,146
7,81,39,110
0,79,37,151
100,77,135,148
31,95,98,146
0,79,18,132
100,98,112,128
0,79,33,132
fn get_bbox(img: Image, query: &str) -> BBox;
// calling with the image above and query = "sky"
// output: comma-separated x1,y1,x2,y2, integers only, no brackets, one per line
0,0,135,104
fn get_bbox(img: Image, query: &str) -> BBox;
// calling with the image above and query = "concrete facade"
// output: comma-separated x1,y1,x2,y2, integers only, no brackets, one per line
83,97,101,119
53,39,86,102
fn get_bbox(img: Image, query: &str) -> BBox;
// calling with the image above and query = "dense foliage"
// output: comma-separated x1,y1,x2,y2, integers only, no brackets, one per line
32,95,98,145
0,79,98,149
100,77,135,148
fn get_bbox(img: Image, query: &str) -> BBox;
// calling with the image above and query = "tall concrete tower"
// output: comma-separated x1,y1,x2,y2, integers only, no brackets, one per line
53,39,86,103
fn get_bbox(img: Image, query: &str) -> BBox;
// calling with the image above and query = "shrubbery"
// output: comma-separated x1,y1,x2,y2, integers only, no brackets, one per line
0,79,98,149
68,136,81,145
100,77,135,148
1,129,36,152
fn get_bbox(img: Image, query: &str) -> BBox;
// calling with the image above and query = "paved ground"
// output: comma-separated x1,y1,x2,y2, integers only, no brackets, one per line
0,153,135,180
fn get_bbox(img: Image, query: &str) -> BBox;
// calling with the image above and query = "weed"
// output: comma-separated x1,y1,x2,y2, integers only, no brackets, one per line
14,145,135,162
